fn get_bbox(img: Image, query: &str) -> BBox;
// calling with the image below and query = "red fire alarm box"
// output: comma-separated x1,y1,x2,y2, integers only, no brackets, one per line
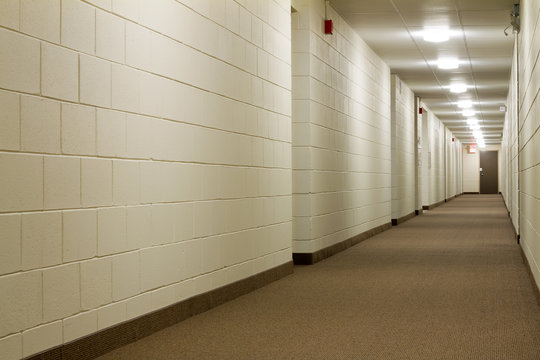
325,19,333,34
419,107,423,114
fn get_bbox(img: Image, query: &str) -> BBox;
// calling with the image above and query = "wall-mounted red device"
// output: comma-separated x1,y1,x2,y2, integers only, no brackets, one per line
325,19,333,34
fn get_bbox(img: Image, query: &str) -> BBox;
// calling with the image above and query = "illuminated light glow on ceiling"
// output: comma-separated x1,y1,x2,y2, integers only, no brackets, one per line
473,130,484,141
423,28,451,42
466,118,478,125
457,100,473,108
437,57,459,69
449,84,467,93
462,110,476,117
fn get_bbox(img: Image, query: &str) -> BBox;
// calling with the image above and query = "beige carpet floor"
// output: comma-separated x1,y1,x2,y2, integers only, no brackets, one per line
98,195,540,359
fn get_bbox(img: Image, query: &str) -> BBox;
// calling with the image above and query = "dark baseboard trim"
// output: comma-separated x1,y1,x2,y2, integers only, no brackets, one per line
445,195,456,202
292,222,392,265
519,247,540,308
510,221,519,244
25,261,294,360
463,192,480,194
422,199,445,211
415,209,423,216
391,211,416,226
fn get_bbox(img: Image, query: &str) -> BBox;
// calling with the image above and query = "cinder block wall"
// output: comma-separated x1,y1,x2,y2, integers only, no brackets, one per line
512,0,540,290
291,0,391,254
501,33,518,232
391,75,415,220
445,128,462,199
420,104,448,207
0,0,292,358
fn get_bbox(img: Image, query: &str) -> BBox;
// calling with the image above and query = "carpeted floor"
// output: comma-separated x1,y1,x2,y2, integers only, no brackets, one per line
97,195,540,359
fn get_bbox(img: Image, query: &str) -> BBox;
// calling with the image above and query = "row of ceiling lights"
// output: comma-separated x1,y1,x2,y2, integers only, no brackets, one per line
423,27,485,147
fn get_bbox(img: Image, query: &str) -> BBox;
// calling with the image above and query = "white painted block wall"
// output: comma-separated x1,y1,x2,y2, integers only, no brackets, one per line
512,0,540,290
391,75,415,219
420,104,449,207
0,0,292,358
501,37,519,232
444,128,463,199
292,0,391,253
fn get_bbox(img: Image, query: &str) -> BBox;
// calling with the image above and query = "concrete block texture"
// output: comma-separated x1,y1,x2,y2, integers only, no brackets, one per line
20,0,60,42
0,29,40,93
291,1,391,253
0,1,293,357
41,43,79,102
0,90,20,151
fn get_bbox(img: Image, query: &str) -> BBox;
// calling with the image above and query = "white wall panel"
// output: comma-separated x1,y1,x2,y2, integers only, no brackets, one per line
292,0,391,253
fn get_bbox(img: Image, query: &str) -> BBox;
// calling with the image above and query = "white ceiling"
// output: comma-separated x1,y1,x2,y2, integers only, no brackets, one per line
330,0,517,144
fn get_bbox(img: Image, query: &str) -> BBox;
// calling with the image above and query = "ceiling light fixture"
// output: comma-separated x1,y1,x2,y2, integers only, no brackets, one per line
437,57,459,69
466,118,478,125
462,110,476,117
423,28,451,42
450,84,467,93
457,100,473,108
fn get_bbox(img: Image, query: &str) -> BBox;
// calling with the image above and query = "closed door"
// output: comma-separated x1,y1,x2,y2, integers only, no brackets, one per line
480,151,498,194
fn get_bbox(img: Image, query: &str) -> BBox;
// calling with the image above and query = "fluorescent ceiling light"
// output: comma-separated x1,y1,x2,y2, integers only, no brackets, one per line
473,130,483,139
466,118,478,125
457,100,473,108
438,57,459,69
469,124,480,131
462,110,476,117
449,84,467,93
424,28,450,42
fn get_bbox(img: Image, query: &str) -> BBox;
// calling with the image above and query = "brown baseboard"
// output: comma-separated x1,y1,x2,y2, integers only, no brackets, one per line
445,195,456,202
519,247,540,308
463,192,480,194
292,222,392,265
415,209,423,215
391,211,416,226
25,261,294,360
422,199,445,210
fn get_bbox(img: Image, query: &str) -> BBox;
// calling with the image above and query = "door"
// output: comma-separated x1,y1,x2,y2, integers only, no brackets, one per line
480,151,498,194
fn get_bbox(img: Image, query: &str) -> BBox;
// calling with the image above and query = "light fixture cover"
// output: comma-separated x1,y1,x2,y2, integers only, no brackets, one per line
450,84,467,93
458,100,473,108
438,57,459,69
424,28,450,42
462,110,476,117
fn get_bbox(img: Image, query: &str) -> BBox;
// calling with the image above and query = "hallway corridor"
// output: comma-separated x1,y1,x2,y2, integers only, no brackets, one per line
97,195,540,360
